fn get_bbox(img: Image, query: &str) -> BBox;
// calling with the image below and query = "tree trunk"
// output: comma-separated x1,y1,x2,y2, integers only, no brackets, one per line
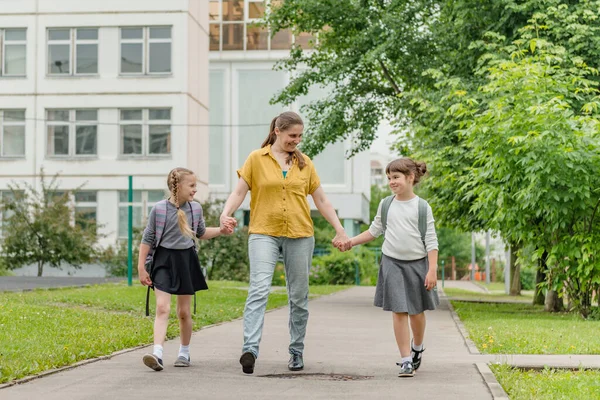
509,245,521,296
533,251,547,306
37,261,44,277
544,290,564,312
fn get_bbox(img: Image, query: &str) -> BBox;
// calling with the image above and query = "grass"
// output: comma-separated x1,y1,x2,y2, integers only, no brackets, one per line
0,281,350,384
451,301,600,354
443,287,533,302
491,364,600,400
477,281,508,291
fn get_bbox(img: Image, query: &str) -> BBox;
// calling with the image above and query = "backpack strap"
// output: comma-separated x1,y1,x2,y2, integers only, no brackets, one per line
418,197,428,250
380,195,395,236
189,201,203,316
381,195,429,251
190,201,202,235
145,199,168,317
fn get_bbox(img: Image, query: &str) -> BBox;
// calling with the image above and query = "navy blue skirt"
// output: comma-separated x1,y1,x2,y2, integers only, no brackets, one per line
150,246,208,295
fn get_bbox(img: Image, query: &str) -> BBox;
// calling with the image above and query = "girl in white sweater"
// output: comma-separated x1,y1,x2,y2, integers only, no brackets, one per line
342,158,439,378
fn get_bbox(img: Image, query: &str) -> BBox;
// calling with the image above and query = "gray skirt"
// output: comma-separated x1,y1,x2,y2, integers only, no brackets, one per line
374,254,439,314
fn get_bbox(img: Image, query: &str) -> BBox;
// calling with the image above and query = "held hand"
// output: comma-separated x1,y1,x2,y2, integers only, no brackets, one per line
332,231,351,252
220,215,237,233
139,268,152,287
220,224,234,235
424,270,437,291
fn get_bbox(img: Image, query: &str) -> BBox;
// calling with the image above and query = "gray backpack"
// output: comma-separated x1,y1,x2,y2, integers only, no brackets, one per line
380,195,429,249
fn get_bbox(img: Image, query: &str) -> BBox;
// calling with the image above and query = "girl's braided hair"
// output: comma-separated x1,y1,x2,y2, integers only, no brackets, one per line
167,167,196,239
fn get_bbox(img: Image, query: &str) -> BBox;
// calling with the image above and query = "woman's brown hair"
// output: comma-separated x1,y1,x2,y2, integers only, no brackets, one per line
261,111,306,170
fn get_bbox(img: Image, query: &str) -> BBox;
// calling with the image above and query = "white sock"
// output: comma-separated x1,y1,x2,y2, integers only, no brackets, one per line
179,344,190,359
401,356,412,364
413,343,424,351
153,344,163,359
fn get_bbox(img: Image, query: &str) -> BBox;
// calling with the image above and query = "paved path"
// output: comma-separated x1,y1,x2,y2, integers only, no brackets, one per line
1,287,494,400
0,277,124,292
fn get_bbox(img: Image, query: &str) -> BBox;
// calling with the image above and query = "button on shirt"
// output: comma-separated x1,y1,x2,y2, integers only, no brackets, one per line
237,145,321,238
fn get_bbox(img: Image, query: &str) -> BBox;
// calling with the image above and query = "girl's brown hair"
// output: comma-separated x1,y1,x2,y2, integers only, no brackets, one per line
167,167,196,239
385,158,428,184
261,111,306,170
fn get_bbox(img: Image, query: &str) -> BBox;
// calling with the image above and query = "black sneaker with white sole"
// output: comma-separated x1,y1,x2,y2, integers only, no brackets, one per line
397,361,415,377
411,343,425,371
142,353,164,371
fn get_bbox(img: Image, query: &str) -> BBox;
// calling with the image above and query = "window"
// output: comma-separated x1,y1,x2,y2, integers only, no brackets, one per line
118,190,165,238
74,191,97,231
120,26,171,75
209,0,313,51
0,110,25,157
0,190,24,237
47,28,98,75
119,108,171,156
0,28,26,76
46,109,98,157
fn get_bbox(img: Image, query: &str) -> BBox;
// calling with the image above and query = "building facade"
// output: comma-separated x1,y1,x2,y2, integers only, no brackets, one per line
0,0,210,248
207,0,370,234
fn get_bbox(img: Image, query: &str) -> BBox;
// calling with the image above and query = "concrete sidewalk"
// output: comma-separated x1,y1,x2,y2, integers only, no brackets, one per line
2,287,493,400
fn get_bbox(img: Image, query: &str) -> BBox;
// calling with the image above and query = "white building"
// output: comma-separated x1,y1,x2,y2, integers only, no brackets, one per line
0,0,210,247
0,0,371,269
207,0,370,235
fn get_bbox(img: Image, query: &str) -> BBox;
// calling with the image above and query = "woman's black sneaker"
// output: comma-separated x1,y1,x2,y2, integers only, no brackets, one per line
397,361,415,377
240,352,256,374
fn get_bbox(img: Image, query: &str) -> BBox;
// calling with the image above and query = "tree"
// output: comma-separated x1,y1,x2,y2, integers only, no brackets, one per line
197,198,250,281
447,28,600,316
0,172,99,277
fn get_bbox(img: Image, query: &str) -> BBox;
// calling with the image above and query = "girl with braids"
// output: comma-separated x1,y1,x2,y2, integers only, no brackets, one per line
138,167,232,371
341,158,440,377
220,111,351,374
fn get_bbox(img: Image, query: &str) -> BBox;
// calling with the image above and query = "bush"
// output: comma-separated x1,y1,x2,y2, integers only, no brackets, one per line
310,246,377,285
98,228,143,277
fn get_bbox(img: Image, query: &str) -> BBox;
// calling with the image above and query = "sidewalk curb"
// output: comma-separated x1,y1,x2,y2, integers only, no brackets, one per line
0,343,150,390
476,363,510,400
441,292,480,355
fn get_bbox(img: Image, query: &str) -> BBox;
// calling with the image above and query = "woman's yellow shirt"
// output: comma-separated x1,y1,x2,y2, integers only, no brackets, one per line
237,145,321,238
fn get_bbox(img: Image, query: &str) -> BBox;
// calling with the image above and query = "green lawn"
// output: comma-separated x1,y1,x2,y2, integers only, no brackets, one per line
443,287,533,302
451,301,600,354
491,364,600,400
0,281,349,384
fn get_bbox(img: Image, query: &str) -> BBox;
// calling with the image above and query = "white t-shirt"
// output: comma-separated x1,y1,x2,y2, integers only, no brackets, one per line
368,196,439,261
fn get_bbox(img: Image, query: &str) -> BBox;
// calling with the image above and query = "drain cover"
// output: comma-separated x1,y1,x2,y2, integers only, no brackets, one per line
260,373,373,381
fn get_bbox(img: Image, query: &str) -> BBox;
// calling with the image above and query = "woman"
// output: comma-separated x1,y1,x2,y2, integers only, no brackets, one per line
220,111,350,374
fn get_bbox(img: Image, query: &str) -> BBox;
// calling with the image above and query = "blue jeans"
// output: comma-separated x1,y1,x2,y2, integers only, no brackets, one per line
242,234,315,358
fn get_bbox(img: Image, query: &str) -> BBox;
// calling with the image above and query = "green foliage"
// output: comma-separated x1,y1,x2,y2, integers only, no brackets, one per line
491,365,600,400
310,246,377,285
437,228,485,276
0,171,99,277
452,301,600,355
197,198,250,282
97,228,143,277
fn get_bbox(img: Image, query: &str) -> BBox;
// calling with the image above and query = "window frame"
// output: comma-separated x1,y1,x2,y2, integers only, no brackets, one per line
209,0,313,51
74,190,98,232
119,26,172,76
46,109,98,158
119,108,172,157
47,27,99,76
117,189,165,239
0,28,27,77
0,109,26,158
